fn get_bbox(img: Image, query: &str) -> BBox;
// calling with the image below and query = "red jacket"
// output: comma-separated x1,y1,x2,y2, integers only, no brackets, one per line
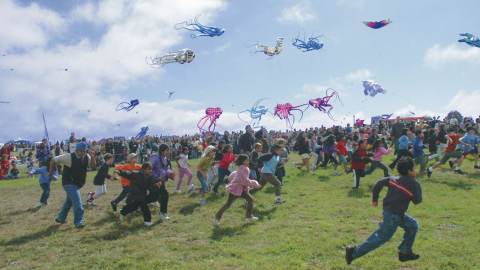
336,139,348,156
218,152,235,170
351,147,366,170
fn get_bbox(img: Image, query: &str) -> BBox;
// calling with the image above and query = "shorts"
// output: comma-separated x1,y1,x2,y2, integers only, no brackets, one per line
338,155,347,163
439,150,463,164
301,153,311,160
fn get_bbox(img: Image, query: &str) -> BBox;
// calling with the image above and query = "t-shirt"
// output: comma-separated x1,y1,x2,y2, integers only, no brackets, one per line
373,147,389,161
178,153,189,168
197,156,213,172
445,134,461,153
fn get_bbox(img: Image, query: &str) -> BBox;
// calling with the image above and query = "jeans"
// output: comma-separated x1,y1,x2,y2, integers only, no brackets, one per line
365,161,389,177
197,171,208,193
352,169,365,188
57,184,84,226
40,183,50,204
213,167,230,193
353,211,418,260
414,155,427,176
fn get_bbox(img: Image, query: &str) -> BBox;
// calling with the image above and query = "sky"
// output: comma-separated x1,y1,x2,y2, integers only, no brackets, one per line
0,0,479,142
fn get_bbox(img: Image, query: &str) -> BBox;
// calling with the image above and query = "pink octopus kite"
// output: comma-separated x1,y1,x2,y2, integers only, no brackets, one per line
197,107,223,133
273,103,308,129
306,88,342,120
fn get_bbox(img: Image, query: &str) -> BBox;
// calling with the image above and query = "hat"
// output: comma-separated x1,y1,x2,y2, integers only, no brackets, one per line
76,142,88,151
127,153,137,161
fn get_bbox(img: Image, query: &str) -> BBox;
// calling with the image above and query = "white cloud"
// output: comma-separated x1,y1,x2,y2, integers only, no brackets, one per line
446,90,480,117
278,1,316,24
0,0,226,141
336,0,366,9
424,44,480,67
0,1,65,51
344,68,372,82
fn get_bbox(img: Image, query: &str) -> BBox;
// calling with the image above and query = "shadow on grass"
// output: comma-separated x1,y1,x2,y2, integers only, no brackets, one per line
92,212,117,226
179,202,201,216
210,223,254,241
347,188,367,198
253,207,277,219
94,222,146,241
428,178,475,191
2,225,60,246
5,207,39,217
317,175,330,182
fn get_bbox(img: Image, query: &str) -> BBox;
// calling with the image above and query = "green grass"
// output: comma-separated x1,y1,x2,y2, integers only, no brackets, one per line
0,155,479,270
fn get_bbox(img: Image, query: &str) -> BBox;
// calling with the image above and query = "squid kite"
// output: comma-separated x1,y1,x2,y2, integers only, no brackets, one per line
306,88,342,119
116,99,139,112
273,102,308,129
292,36,324,52
175,16,225,38
458,33,480,48
238,98,269,128
197,107,223,133
146,49,195,66
255,38,284,57
363,80,386,97
135,126,149,140
363,19,391,29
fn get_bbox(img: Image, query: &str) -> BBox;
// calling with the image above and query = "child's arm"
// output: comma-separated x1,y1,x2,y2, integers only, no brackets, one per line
371,178,389,205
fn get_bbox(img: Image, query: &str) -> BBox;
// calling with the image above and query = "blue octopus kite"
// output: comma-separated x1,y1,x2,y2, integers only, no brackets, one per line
458,33,480,48
292,36,324,52
116,99,139,112
135,126,149,140
362,80,387,97
238,98,269,128
175,16,225,38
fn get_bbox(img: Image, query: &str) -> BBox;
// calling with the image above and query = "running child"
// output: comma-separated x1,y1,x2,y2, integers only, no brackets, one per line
176,147,194,193
86,153,114,205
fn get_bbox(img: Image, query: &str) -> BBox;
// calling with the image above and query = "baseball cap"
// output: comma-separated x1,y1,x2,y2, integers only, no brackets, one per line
127,153,137,161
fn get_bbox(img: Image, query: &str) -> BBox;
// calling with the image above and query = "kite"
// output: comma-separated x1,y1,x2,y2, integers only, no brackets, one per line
255,38,284,56
363,19,391,29
273,102,308,129
237,98,269,128
146,49,195,66
363,80,387,97
135,126,149,140
175,16,225,38
292,36,324,52
355,119,365,126
458,33,480,48
197,107,223,133
0,101,10,104
166,91,175,99
306,88,342,119
116,99,139,112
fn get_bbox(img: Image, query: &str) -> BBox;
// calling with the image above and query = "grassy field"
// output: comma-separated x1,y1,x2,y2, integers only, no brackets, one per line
0,154,479,270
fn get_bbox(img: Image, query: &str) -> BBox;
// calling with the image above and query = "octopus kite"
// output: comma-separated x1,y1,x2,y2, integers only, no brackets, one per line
255,38,284,57
146,49,195,66
306,88,342,119
166,91,175,99
175,16,225,38
238,98,269,129
197,107,223,133
116,99,139,112
363,80,386,97
135,126,149,140
273,103,308,129
292,36,324,52
458,33,480,48
355,119,365,127
363,19,391,29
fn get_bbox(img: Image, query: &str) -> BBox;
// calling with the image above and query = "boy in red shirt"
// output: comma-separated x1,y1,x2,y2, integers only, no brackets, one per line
351,140,367,189
427,129,464,177
213,144,235,194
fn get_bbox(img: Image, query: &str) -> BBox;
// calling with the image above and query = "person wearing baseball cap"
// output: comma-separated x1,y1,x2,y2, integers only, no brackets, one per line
50,141,95,228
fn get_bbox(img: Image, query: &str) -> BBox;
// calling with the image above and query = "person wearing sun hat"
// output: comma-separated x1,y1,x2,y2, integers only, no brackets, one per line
50,141,95,228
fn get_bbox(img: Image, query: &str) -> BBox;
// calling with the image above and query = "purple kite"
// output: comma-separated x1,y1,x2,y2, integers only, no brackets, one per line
197,107,223,133
306,88,342,120
363,19,391,29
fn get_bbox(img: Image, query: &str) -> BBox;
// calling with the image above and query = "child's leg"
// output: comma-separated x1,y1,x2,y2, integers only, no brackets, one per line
352,211,400,260
40,183,50,204
213,168,228,193
266,174,282,197
120,200,140,216
139,201,152,222
176,168,185,191
398,214,418,254
378,162,390,177
215,193,237,220
94,185,107,199
242,192,254,218
158,183,169,214
185,168,193,186
111,186,129,205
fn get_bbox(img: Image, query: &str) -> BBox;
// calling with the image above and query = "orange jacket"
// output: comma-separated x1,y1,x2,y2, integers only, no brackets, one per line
115,163,141,187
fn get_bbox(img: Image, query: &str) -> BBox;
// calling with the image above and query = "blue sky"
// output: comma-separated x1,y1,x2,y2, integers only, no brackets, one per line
1,0,479,141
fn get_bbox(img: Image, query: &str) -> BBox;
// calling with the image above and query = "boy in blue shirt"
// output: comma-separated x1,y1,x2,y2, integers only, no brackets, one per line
252,140,285,204
31,158,58,208
389,128,412,169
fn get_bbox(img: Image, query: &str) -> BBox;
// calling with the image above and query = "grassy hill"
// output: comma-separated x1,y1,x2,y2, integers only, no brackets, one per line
0,154,479,270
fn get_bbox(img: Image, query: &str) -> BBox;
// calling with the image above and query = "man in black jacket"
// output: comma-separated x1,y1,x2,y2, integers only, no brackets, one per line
238,125,255,154
346,157,422,264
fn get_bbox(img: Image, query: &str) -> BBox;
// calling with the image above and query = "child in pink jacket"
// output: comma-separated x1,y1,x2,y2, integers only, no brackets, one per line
214,154,260,225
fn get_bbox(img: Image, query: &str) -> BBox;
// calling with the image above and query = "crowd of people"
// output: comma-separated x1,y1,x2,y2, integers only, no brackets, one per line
1,114,479,264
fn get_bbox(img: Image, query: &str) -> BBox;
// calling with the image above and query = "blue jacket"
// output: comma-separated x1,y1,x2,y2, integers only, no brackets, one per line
398,135,410,150
32,167,57,185
412,137,424,158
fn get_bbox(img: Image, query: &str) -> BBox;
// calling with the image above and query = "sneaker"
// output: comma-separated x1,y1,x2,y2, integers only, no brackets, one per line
427,168,433,178
110,201,117,212
448,160,454,169
213,218,220,226
345,246,355,265
245,216,259,223
87,192,95,201
36,202,43,209
174,189,182,194
398,252,420,262
159,213,170,221
187,184,195,193
144,221,153,227
75,223,85,229
454,169,465,175
274,198,285,205
200,199,207,206
55,218,66,224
